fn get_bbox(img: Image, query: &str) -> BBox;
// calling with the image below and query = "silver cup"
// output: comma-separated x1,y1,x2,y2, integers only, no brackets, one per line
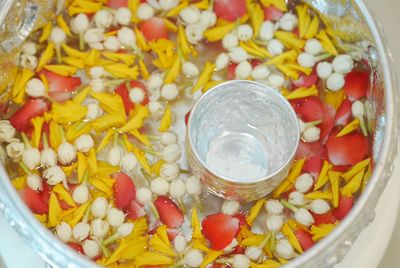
186,80,300,202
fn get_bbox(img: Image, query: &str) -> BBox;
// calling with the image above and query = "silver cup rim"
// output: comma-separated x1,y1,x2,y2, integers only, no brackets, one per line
187,80,301,184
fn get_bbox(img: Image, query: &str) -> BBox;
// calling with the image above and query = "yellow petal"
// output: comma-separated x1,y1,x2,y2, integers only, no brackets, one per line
275,31,305,49
202,80,224,93
96,161,120,177
119,105,150,133
66,122,92,142
35,214,47,224
66,202,91,227
276,64,299,80
37,43,55,70
48,192,62,227
97,129,115,153
250,260,281,268
73,86,91,104
163,18,178,33
151,160,165,176
135,252,173,267
341,169,365,197
130,129,151,147
102,52,136,65
11,69,32,104
342,158,370,181
204,23,236,42
62,57,85,68
31,117,44,148
361,162,371,192
49,121,62,149
178,25,197,58
248,2,264,37
159,104,172,132
68,0,102,15
246,199,265,225
132,147,151,173
324,89,345,110
149,225,176,256
314,160,332,190
90,91,126,116
166,0,188,17
317,31,338,56
105,64,139,80
285,63,313,76
328,171,341,208
164,55,181,83
282,223,303,253
267,49,297,65
11,176,26,190
305,191,332,200
311,224,335,241
50,101,87,124
77,152,88,183
240,234,264,247
285,85,318,100
273,159,306,197
128,0,141,23
93,114,126,132
260,0,287,11
240,41,272,59
39,22,52,43
57,16,72,36
192,207,203,239
107,236,147,264
62,44,87,59
43,65,78,76
88,148,98,173
201,250,224,268
192,62,215,93
305,16,319,39
84,49,101,67
134,28,150,52
53,183,76,207
336,118,360,137
89,176,114,196
139,59,150,79
296,5,310,39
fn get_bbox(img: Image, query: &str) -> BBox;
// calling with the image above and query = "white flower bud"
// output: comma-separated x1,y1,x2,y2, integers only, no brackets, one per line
185,23,206,44
86,102,103,120
84,28,105,44
91,197,108,219
326,73,345,91
182,62,199,77
149,101,164,118
260,21,275,41
26,78,46,98
148,74,163,91
6,141,24,162
71,13,90,34
160,162,180,181
50,27,66,46
22,148,41,170
20,54,37,69
170,179,186,199
151,177,170,195
251,65,270,80
40,148,57,167
199,10,216,28
57,142,76,165
129,87,145,103
309,199,330,215
232,254,250,268
185,175,202,195
162,144,181,162
352,100,364,118
229,47,248,63
184,249,203,267
27,173,43,191
104,36,121,51
56,222,72,242
332,54,353,74
245,246,262,261
235,61,252,79
174,235,187,254
297,52,316,68
304,38,323,55
74,134,94,153
118,27,136,48
117,222,134,237
275,239,295,259
43,166,66,186
136,187,153,204
268,39,284,56
266,215,283,232
160,132,177,146
215,53,230,70
288,191,307,206
94,9,113,28
106,208,125,227
298,118,306,133
137,3,155,20
0,120,15,143
159,0,179,10
91,218,109,238
302,125,321,143
265,199,284,215
221,200,240,215
180,6,201,25
72,184,90,204
22,42,37,55
237,24,253,41
107,146,121,166
278,13,298,31
294,208,314,226
90,66,105,79
72,222,90,242
222,33,239,50
161,83,179,100
224,238,239,253
82,239,100,258
115,7,132,25
90,78,105,92
120,153,138,172
316,61,333,79
268,73,285,89
295,173,314,193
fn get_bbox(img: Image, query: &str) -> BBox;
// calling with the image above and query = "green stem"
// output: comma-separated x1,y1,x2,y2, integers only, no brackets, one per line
280,199,298,212
269,232,276,251
82,201,91,224
146,135,160,141
42,132,49,149
103,232,120,246
142,148,159,157
194,195,204,212
100,241,111,257
177,198,186,214
60,126,66,143
179,169,190,175
79,33,85,51
82,169,89,184
259,233,271,248
304,119,323,128
105,79,125,88
56,46,63,64
19,162,31,175
148,202,160,219
171,259,185,268
314,52,332,62
21,133,32,148
208,0,215,10
140,168,153,181
358,116,369,136
113,131,119,146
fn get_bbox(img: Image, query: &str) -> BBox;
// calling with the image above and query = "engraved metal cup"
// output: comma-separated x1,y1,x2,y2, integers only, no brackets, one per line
186,80,300,201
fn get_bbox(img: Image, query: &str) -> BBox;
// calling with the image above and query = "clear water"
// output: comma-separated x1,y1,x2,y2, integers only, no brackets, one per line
205,130,269,181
